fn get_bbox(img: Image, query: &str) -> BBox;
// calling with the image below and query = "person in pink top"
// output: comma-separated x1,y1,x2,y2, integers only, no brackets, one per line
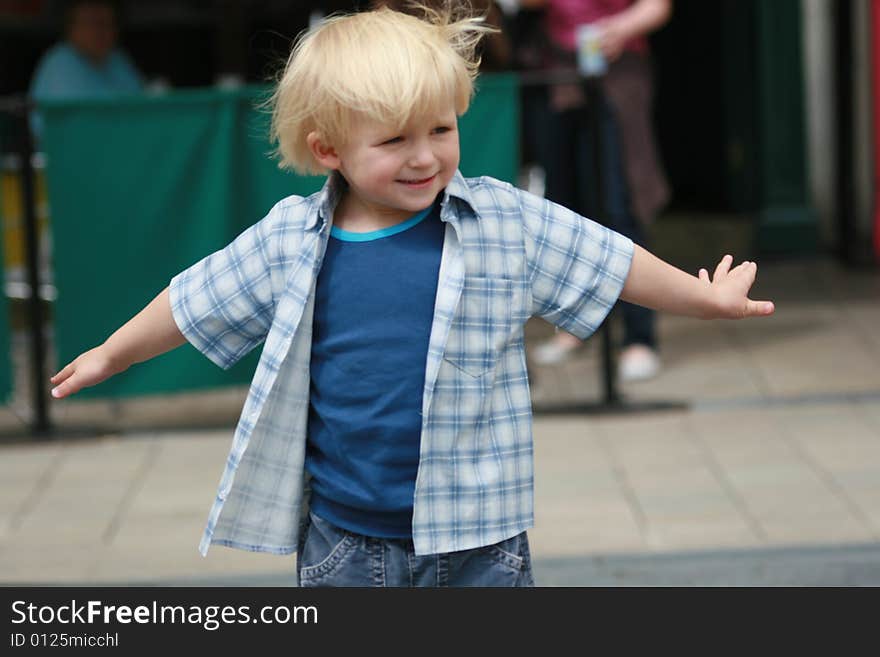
544,0,650,54
521,0,672,382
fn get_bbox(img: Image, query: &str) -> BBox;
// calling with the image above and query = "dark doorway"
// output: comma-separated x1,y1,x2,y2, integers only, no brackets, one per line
651,1,728,213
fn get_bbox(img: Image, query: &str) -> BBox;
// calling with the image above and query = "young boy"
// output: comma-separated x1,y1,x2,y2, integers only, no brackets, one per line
49,4,774,587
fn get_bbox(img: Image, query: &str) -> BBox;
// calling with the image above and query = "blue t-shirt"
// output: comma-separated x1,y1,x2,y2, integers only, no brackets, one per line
305,200,445,538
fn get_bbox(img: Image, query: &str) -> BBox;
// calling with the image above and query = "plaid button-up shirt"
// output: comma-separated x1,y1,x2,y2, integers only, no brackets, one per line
169,170,633,557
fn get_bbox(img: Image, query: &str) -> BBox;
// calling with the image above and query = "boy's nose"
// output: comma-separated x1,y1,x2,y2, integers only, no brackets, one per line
407,140,435,168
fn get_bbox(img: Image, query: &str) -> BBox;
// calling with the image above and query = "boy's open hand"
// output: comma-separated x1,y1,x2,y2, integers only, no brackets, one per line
698,255,775,320
50,345,123,400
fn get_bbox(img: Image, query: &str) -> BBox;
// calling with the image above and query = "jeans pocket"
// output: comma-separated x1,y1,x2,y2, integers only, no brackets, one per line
447,532,530,587
297,512,360,587
485,535,526,572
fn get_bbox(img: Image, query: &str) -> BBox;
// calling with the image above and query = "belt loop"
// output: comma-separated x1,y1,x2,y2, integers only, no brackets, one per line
436,552,449,587
406,545,416,588
369,537,385,587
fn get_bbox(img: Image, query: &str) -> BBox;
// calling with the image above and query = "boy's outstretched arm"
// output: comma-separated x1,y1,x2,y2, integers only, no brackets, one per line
619,245,775,320
49,287,186,399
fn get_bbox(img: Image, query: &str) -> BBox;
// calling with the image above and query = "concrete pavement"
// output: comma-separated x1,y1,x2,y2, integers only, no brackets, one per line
1,257,879,585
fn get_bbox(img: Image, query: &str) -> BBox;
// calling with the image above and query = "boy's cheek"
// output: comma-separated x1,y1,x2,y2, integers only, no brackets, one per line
447,143,462,169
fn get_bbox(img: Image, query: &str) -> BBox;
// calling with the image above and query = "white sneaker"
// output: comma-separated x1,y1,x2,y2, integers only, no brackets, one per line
618,344,661,382
531,334,583,366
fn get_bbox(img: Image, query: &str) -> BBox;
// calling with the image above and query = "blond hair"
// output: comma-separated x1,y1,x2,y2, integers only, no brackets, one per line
268,2,495,175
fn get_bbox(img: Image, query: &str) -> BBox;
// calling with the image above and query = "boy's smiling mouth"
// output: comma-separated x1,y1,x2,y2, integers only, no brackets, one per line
398,174,437,187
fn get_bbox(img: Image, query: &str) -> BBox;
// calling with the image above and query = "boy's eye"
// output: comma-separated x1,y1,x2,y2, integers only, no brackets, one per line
382,136,404,145
433,126,451,134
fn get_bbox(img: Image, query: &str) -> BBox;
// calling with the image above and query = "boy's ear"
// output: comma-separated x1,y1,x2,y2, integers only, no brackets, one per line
307,131,341,170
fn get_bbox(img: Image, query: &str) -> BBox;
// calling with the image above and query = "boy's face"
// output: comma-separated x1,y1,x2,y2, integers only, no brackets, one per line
316,104,460,221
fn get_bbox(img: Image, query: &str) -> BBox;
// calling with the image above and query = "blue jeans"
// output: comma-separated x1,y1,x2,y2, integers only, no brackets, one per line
296,510,535,587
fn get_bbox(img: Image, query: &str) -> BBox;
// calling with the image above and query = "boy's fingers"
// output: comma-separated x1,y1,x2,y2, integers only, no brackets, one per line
744,299,775,317
714,254,733,280
50,362,74,384
51,380,72,399
698,268,709,283
51,371,80,398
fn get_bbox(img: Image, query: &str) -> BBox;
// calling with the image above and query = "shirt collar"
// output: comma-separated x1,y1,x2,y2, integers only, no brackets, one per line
441,169,478,214
310,168,479,231
311,170,347,230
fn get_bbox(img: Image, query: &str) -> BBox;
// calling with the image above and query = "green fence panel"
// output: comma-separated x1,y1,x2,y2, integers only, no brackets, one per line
0,171,12,404
40,74,519,399
459,73,520,182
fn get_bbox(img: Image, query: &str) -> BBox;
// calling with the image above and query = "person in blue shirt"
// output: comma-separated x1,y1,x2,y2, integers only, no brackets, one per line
47,4,775,587
28,0,142,138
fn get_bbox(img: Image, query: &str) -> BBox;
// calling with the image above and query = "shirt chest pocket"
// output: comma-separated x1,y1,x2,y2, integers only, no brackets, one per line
442,276,518,378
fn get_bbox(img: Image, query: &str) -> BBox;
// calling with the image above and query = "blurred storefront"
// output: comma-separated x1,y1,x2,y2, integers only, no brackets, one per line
644,0,878,264
0,0,877,427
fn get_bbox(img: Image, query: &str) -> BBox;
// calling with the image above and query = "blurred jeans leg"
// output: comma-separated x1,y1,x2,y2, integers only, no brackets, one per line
578,89,657,349
524,84,656,349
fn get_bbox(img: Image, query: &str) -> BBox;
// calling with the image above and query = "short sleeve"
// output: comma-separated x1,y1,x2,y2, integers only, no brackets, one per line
520,189,634,340
169,210,278,370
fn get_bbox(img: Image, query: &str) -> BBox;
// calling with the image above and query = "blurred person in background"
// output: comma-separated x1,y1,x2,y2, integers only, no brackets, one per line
28,0,142,138
521,0,671,382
